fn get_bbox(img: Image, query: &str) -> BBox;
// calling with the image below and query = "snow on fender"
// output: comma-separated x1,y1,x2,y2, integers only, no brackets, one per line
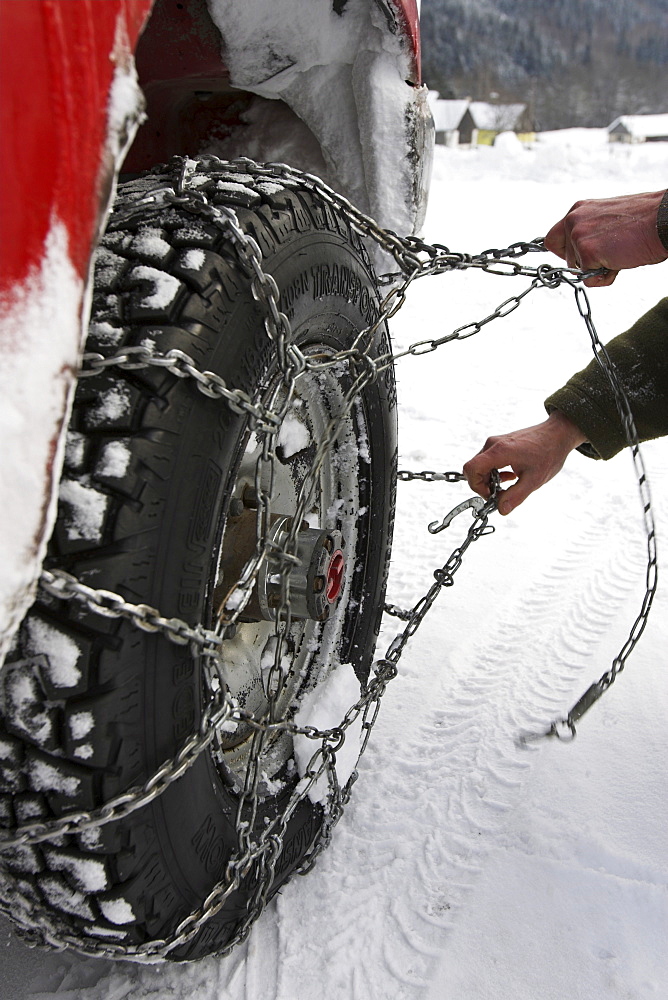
206,0,433,235
0,1,150,664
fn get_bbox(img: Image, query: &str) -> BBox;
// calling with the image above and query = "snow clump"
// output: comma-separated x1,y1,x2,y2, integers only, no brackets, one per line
130,265,180,310
181,248,206,271
293,664,364,805
30,761,79,797
278,412,310,458
58,478,109,542
25,617,81,687
69,712,94,741
87,383,131,426
99,897,135,925
97,440,131,479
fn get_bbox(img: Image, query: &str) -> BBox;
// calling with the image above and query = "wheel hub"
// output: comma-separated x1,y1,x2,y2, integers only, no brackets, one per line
216,507,344,622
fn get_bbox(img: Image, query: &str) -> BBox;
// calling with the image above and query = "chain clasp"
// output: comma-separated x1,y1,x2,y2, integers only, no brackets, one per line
428,495,486,534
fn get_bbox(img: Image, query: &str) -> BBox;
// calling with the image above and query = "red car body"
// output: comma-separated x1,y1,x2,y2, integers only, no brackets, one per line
0,0,430,661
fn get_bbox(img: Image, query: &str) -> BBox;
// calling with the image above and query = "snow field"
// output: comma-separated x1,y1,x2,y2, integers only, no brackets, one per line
3,134,668,999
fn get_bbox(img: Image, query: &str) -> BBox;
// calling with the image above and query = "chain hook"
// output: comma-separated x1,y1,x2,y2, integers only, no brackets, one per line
428,496,486,534
428,469,501,534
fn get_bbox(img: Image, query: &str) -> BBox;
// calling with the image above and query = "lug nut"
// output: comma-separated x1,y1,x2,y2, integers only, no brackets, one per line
228,498,244,518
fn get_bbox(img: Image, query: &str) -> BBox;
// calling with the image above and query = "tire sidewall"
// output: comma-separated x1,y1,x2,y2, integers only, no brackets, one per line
133,204,397,953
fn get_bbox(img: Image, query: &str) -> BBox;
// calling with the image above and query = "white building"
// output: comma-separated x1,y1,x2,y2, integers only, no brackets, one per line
607,114,668,143
427,94,469,146
427,93,528,146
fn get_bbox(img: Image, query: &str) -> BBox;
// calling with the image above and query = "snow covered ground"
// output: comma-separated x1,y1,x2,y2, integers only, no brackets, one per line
2,132,667,999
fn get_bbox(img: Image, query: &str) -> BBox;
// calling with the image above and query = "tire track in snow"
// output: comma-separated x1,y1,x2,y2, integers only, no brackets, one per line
244,485,655,1000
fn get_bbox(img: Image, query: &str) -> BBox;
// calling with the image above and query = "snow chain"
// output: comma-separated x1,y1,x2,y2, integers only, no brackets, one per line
0,157,657,960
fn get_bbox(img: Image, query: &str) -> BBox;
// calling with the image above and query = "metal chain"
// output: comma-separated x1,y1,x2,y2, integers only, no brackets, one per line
0,166,402,960
2,690,233,849
39,568,224,656
517,280,658,743
0,155,656,960
383,474,500,635
397,470,466,483
78,346,282,433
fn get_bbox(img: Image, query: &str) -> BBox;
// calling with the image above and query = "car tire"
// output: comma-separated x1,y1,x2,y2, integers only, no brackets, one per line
0,159,397,961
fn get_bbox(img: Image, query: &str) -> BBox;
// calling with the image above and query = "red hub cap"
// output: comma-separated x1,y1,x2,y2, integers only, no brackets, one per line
325,549,345,603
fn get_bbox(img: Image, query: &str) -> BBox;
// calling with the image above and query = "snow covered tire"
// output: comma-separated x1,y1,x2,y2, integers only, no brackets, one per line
0,160,397,961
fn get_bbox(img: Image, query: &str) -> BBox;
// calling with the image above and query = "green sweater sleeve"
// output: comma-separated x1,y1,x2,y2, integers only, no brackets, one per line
545,297,668,460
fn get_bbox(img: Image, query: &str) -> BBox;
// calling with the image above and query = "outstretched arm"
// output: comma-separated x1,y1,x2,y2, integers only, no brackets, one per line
464,296,668,511
544,189,668,287
464,193,668,511
463,410,587,515
464,194,668,513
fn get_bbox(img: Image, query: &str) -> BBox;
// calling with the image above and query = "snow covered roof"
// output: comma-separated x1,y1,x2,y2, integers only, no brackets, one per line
428,97,470,132
607,114,668,139
427,95,527,133
467,101,526,130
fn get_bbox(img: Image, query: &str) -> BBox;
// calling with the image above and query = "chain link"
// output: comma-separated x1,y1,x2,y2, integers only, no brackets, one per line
0,156,656,960
79,345,282,432
397,469,466,483
517,278,658,744
39,568,224,655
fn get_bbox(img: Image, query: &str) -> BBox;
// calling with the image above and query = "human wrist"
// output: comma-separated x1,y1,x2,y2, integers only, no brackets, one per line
546,408,587,450
657,189,668,253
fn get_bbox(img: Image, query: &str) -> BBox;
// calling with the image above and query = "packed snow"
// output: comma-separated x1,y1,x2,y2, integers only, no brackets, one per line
98,900,136,927
44,853,107,895
128,266,180,310
277,411,310,458
87,384,131,426
58,479,109,543
181,248,206,272
68,712,94,741
24,618,81,688
97,441,131,480
293,662,365,805
1,133,667,999
0,222,82,665
40,877,94,922
129,231,171,262
28,761,79,798
206,0,430,233
3,669,52,747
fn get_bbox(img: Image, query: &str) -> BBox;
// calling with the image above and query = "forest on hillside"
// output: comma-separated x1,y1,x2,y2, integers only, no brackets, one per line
420,0,668,129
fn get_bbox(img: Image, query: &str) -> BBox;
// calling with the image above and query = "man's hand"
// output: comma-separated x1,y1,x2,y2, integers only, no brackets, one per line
544,190,668,287
463,410,587,515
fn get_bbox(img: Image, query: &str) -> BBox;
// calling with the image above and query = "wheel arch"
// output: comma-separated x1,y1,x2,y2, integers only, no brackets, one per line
125,0,433,235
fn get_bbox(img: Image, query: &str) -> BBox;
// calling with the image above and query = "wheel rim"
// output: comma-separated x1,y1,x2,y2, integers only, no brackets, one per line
205,342,367,792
